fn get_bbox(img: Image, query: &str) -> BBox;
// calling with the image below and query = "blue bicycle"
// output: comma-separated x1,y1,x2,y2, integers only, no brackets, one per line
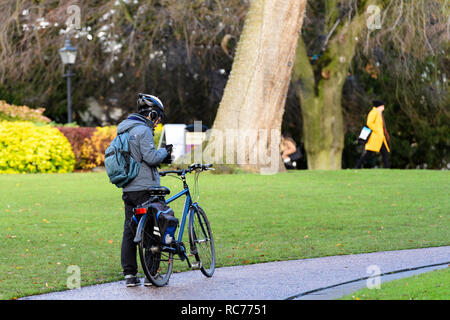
132,163,216,287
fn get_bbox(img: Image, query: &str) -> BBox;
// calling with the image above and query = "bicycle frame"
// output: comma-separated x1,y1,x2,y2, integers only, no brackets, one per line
134,184,195,265
135,164,214,284
135,164,212,257
133,186,192,246
164,186,192,243
163,170,206,266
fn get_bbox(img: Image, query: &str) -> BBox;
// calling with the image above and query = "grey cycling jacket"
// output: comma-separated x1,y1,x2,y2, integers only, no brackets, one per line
116,113,167,192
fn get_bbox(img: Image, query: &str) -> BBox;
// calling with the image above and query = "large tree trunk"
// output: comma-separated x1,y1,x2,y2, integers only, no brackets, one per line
293,3,369,170
203,0,307,174
299,84,345,170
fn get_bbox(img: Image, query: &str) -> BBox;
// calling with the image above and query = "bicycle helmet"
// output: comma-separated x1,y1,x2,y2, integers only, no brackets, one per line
137,93,165,122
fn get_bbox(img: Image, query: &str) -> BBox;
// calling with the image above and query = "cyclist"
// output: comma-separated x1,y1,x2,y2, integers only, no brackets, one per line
117,93,172,287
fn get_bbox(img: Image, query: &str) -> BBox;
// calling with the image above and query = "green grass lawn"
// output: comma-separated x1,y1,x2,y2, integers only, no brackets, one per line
341,267,450,300
0,169,449,299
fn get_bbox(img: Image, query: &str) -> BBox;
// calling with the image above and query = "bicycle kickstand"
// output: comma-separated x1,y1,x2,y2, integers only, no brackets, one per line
176,243,202,270
174,241,194,269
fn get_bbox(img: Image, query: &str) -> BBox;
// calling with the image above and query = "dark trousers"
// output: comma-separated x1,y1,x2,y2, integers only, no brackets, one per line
355,144,390,169
121,190,152,276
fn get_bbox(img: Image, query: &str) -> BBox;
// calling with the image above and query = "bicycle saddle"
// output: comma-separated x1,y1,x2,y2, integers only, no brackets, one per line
148,186,170,196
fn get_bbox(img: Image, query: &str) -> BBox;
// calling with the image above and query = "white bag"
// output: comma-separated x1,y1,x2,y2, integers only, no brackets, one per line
359,126,372,141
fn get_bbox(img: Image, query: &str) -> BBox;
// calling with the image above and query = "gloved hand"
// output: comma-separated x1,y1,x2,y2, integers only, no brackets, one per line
164,144,173,154
162,144,173,164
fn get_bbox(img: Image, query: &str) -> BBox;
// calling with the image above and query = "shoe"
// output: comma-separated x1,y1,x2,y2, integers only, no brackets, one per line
145,275,166,286
144,277,152,287
125,274,140,287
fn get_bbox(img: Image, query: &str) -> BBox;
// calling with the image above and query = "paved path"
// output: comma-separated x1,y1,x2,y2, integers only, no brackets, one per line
22,246,449,300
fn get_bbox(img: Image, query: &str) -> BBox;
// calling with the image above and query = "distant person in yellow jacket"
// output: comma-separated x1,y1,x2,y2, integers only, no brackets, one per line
355,100,391,168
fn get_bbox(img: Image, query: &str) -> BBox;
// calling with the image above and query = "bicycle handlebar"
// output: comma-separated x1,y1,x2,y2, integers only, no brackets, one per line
159,163,214,177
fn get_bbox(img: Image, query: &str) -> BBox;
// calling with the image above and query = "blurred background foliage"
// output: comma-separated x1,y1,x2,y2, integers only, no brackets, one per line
0,0,247,125
0,0,448,169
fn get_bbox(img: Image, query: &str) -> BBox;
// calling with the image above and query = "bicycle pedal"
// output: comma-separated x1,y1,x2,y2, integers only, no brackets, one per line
191,262,202,270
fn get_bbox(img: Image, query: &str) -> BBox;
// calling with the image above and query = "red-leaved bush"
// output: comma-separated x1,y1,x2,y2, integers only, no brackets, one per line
57,127,96,170
57,126,116,170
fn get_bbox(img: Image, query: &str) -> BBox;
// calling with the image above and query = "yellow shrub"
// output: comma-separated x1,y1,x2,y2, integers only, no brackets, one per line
0,121,75,173
154,123,163,147
80,126,116,168
79,140,96,170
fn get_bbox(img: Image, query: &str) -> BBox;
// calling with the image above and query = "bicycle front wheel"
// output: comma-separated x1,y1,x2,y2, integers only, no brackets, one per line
138,215,173,287
188,205,215,277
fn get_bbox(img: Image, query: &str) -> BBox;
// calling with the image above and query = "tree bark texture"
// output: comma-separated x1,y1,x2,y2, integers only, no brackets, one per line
206,0,307,173
293,2,372,170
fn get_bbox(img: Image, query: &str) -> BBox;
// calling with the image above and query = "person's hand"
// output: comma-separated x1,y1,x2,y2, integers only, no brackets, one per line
164,144,173,154
162,154,172,164
162,144,173,164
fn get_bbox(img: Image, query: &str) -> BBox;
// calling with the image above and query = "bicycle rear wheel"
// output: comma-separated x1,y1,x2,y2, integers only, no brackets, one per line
188,205,215,277
138,215,173,287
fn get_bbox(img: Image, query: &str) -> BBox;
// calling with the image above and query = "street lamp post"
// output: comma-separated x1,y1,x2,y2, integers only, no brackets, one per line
59,35,77,124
